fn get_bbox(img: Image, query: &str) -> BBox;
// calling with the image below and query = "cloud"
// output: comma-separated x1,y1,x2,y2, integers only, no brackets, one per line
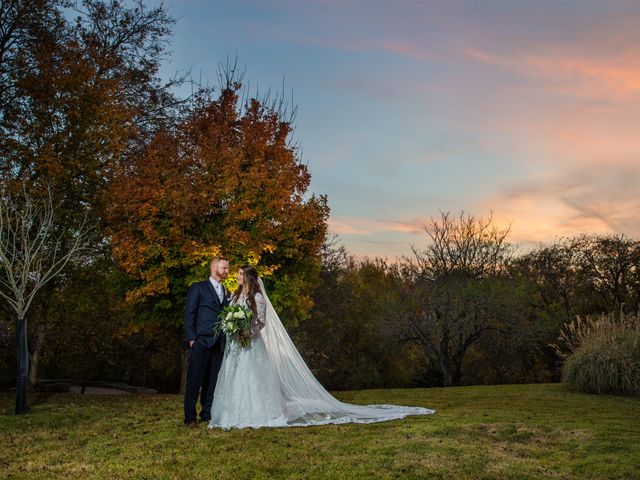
322,75,408,102
368,40,431,62
463,46,640,102
327,218,370,235
477,164,640,247
190,0,640,258
328,216,424,236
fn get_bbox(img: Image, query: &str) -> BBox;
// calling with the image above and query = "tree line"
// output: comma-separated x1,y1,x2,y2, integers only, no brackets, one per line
302,221,639,390
1,1,638,399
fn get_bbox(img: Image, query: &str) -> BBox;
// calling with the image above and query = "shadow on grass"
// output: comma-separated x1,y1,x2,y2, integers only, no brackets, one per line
0,389,71,417
1,390,62,416
1,397,14,416
28,390,58,409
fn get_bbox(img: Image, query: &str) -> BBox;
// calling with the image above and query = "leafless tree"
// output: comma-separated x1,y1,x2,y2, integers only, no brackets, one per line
0,184,92,414
406,210,514,280
401,210,515,386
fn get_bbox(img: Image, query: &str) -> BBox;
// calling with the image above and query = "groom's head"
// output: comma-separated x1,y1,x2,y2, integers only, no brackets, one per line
210,257,230,281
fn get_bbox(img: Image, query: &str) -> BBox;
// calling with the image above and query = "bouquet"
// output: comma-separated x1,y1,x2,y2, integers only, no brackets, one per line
214,304,253,348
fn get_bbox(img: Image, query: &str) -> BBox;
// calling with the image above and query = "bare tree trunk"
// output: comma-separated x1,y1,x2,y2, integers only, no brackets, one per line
441,358,453,387
28,323,48,386
180,347,189,395
16,317,29,414
453,357,463,386
1,184,93,415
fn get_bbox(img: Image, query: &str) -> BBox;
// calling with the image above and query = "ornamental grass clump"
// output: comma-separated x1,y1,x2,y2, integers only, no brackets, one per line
551,311,640,396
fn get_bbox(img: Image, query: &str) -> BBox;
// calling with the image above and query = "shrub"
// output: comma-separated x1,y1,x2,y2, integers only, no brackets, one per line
553,312,640,396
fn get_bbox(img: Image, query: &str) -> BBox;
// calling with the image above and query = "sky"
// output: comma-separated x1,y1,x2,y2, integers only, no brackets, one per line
149,0,640,258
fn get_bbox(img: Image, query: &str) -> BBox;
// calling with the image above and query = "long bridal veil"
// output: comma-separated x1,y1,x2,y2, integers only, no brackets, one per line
257,278,435,426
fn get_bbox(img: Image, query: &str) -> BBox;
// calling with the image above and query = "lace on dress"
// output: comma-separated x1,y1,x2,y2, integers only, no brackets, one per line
251,293,266,335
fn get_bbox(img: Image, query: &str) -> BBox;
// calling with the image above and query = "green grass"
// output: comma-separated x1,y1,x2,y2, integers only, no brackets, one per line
1,384,639,479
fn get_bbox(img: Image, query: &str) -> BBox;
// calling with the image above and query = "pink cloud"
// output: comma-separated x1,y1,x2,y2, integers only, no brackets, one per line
328,218,370,235
475,165,640,247
463,46,640,102
328,216,424,237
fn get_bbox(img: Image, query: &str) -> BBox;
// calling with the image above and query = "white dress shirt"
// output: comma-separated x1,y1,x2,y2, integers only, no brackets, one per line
209,277,223,302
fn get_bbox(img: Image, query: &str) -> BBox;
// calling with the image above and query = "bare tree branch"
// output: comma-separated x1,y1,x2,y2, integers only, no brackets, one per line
0,182,94,318
399,210,515,386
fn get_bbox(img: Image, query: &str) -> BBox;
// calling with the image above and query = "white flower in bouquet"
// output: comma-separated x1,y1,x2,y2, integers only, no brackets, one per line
215,304,254,348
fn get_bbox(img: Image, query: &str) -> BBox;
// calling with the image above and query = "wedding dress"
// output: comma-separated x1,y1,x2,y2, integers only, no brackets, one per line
208,278,435,430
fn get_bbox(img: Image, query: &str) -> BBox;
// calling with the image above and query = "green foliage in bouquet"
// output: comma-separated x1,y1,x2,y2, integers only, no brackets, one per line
214,305,253,347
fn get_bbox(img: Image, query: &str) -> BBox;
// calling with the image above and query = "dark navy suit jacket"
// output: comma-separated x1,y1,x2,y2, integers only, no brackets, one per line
184,279,230,348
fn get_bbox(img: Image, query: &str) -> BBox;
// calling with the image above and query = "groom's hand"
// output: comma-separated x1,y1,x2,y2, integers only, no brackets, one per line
189,340,195,348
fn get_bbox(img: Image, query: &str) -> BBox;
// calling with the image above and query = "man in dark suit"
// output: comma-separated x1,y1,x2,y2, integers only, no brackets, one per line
183,256,230,426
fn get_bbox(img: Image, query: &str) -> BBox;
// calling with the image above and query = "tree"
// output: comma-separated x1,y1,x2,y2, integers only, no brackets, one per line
1,0,177,207
571,234,640,314
0,0,64,112
0,184,92,413
515,233,640,334
513,240,580,322
107,70,329,391
0,0,181,384
461,273,557,385
302,251,404,389
401,210,515,386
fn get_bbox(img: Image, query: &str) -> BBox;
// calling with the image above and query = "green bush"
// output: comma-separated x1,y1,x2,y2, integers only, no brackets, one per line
558,312,640,396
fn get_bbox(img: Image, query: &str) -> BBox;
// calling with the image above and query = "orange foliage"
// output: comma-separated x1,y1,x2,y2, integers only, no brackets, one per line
106,84,329,324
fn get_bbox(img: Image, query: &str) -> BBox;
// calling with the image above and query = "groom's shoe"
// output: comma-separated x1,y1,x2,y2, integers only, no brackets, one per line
185,421,198,429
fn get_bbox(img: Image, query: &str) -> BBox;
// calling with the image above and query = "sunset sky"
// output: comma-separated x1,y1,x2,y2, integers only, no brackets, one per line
152,0,640,257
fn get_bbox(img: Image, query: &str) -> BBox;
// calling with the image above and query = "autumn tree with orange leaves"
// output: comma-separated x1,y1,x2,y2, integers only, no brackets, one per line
0,0,182,402
107,71,329,390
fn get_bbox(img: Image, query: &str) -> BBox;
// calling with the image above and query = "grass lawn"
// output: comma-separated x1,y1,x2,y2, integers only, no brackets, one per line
1,383,639,479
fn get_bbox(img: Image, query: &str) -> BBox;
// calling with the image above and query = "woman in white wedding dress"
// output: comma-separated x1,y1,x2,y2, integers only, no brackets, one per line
209,266,435,430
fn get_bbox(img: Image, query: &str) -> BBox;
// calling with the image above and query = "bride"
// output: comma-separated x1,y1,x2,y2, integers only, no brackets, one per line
209,265,435,430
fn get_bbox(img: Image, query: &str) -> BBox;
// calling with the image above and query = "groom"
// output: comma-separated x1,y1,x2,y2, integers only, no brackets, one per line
183,256,230,426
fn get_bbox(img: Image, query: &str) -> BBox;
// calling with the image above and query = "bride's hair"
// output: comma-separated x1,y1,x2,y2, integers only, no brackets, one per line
233,265,260,317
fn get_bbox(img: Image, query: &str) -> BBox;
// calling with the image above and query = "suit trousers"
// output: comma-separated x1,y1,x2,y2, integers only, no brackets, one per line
183,337,225,423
